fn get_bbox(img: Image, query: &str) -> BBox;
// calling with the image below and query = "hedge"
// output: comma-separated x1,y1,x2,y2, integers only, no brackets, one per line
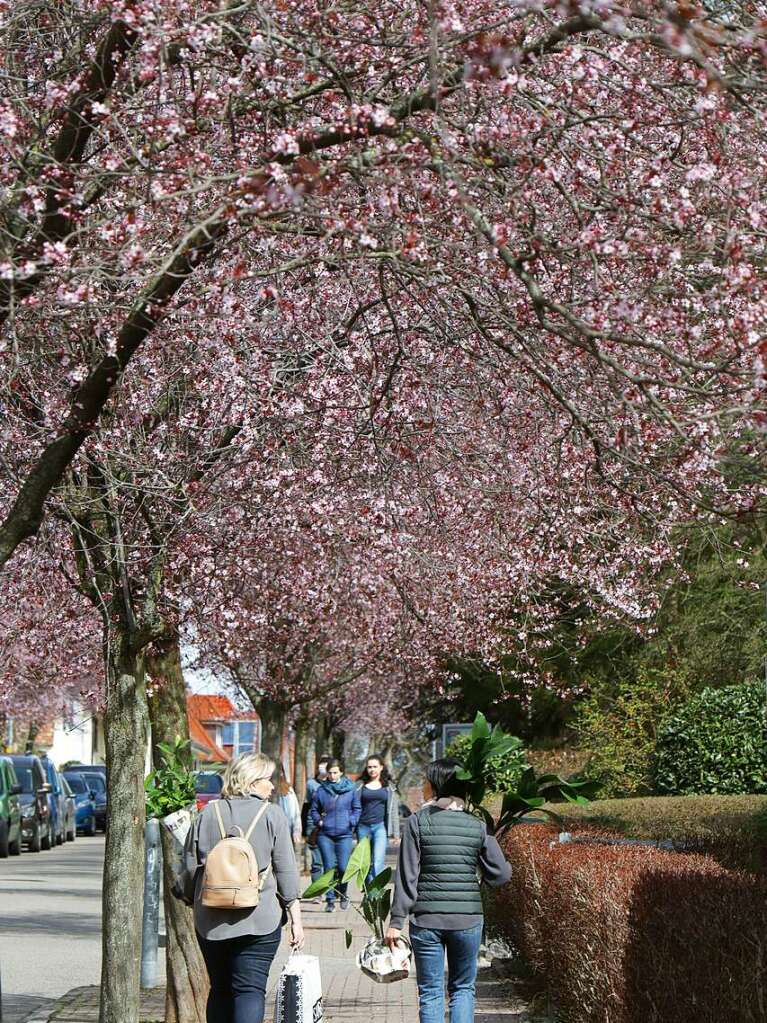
555,794,767,873
495,824,767,1023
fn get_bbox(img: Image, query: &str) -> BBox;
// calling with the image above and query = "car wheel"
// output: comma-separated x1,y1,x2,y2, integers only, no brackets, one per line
55,824,64,846
67,821,75,842
0,820,9,858
87,816,96,836
29,823,41,853
41,822,52,850
9,827,21,855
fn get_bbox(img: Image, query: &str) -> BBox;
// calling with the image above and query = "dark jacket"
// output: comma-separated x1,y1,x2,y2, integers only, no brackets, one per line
390,801,511,930
310,779,361,837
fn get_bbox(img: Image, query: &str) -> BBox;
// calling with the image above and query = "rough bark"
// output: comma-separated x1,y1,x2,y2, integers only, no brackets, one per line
258,699,287,763
293,716,309,798
146,632,209,1023
100,626,150,1023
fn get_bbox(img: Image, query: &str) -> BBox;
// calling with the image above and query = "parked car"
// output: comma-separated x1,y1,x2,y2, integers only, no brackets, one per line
194,770,223,811
39,755,67,846
9,755,53,851
0,756,22,857
62,772,97,836
59,774,77,842
65,764,107,830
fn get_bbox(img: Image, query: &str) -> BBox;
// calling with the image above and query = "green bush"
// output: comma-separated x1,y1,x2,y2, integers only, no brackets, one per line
574,670,690,798
446,730,527,793
652,681,767,796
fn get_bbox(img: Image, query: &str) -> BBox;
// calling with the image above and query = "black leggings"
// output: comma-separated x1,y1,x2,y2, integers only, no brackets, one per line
197,926,282,1023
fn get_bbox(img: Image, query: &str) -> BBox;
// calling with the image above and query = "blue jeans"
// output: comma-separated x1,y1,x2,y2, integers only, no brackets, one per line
197,926,281,1023
357,821,388,885
310,842,324,882
410,922,483,1023
317,831,354,904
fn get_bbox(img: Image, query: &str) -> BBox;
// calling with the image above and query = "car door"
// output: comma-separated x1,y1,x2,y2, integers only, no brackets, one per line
5,761,21,837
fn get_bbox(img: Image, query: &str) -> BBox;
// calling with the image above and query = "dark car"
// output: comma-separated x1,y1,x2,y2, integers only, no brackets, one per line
62,772,97,835
0,756,22,857
59,774,77,842
9,755,53,851
194,771,223,811
40,755,67,846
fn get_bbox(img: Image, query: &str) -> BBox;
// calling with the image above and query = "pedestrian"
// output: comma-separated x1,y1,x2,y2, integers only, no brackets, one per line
276,766,302,848
302,755,329,887
385,758,511,1023
309,757,361,913
356,753,400,885
181,752,305,1023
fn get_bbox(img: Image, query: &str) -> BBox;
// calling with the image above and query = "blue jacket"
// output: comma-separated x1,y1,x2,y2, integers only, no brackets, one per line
310,781,361,837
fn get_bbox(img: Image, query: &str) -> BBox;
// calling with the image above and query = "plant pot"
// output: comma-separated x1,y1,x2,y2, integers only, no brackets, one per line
161,805,196,849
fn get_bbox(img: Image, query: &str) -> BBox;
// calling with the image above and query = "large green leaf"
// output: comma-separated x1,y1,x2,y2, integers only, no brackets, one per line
471,712,491,741
302,869,337,899
367,867,392,892
343,836,371,885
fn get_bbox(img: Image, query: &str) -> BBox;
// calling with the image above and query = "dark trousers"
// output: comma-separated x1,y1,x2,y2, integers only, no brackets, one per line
197,926,281,1023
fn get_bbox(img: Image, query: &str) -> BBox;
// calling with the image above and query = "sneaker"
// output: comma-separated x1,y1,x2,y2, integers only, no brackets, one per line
325,902,336,913
340,897,350,910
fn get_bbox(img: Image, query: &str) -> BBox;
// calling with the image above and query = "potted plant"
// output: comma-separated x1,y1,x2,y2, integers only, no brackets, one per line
145,736,198,848
455,712,599,833
302,837,389,947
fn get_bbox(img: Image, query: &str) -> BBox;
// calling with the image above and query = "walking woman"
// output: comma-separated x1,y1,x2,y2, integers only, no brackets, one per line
181,753,305,1023
356,753,400,884
385,758,511,1023
310,757,361,912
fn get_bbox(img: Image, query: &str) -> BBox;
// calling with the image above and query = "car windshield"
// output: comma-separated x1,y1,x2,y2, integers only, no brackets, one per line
13,766,34,793
66,775,88,794
195,774,222,794
87,775,106,794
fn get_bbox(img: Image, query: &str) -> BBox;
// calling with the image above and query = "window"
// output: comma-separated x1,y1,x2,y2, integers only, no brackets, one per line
221,722,235,747
237,721,256,753
65,775,88,794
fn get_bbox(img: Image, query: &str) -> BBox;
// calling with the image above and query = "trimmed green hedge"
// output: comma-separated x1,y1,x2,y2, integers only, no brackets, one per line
558,794,767,873
651,681,767,796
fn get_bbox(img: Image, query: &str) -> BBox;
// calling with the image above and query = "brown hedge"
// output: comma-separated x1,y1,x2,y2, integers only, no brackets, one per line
495,823,767,1023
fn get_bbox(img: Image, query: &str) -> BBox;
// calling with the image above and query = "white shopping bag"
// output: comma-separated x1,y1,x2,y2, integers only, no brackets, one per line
274,954,324,1023
356,936,412,984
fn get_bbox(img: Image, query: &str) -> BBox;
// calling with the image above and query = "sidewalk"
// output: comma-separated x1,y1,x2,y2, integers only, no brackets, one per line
22,897,542,1022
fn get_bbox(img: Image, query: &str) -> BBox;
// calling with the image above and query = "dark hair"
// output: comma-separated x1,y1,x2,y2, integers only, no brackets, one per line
359,753,390,787
426,758,469,800
316,754,330,768
326,758,344,773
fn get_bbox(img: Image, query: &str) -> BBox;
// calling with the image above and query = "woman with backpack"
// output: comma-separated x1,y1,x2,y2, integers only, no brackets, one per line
181,752,304,1023
309,757,361,913
356,753,400,885
385,758,511,1023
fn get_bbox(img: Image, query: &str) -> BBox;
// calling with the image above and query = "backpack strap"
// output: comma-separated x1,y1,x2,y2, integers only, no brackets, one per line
212,800,227,841
244,799,270,842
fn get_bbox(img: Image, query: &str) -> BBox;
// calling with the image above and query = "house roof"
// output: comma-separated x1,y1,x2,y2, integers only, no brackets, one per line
188,694,236,722
188,716,228,763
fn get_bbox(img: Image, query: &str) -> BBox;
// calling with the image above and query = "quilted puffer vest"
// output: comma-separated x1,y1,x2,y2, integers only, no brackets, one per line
413,807,484,916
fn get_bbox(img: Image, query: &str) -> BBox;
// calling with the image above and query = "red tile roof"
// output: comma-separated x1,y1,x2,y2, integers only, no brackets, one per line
188,694,236,722
189,717,228,763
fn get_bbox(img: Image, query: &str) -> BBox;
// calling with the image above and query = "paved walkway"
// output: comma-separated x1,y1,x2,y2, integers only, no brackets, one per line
23,896,541,1022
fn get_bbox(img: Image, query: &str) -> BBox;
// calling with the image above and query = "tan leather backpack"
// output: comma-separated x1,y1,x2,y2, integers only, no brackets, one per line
201,800,272,908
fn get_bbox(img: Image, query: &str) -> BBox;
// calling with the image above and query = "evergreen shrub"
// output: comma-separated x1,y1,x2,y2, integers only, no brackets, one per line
652,681,767,796
445,730,527,793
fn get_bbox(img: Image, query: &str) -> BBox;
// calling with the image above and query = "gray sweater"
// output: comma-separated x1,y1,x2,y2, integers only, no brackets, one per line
182,796,300,940
389,806,512,931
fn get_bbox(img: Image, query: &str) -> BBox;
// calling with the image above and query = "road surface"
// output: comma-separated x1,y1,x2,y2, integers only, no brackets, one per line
0,836,107,1022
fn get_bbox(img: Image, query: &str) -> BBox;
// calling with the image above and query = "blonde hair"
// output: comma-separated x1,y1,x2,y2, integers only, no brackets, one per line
221,752,275,797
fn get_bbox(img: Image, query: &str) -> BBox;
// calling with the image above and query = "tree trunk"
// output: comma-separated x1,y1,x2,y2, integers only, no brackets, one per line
100,627,150,1023
293,716,309,798
146,632,209,1023
314,717,331,761
258,699,287,763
